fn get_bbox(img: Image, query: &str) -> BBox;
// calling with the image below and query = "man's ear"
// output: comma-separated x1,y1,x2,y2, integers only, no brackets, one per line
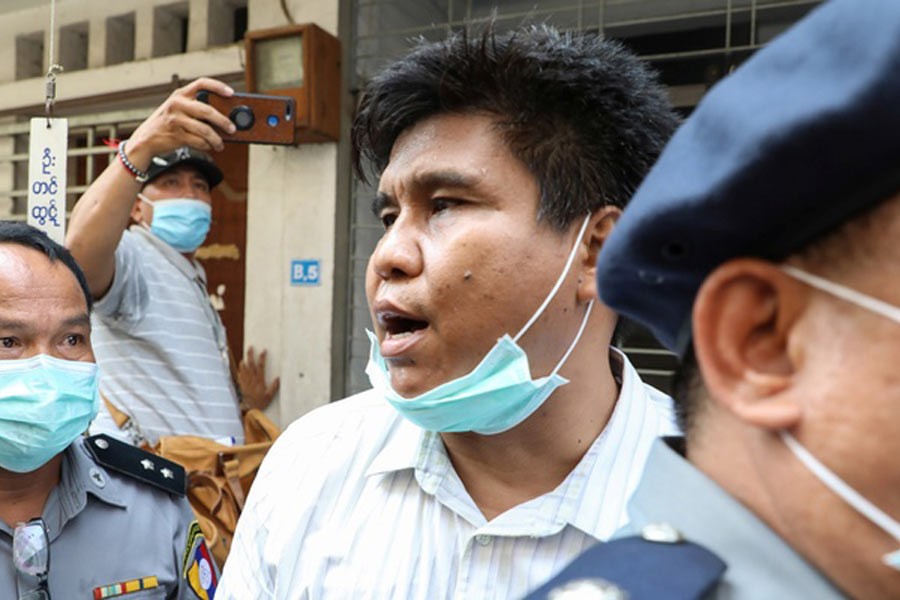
130,197,145,225
576,206,621,302
692,259,806,431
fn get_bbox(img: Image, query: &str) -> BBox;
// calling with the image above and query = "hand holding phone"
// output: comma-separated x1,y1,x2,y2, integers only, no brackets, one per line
197,90,296,145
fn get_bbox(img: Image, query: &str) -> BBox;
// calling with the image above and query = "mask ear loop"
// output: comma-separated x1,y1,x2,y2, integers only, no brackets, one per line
780,432,900,561
780,265,900,324
513,214,593,343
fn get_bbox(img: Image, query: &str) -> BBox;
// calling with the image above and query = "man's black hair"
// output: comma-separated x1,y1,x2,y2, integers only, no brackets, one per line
0,221,93,312
352,23,679,230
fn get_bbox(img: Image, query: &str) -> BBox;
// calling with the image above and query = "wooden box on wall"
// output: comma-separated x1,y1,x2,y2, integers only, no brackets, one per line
245,23,341,143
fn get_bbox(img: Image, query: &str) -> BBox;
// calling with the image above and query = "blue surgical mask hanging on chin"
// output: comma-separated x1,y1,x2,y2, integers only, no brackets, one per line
366,214,594,435
139,194,212,253
0,355,100,473
779,265,900,571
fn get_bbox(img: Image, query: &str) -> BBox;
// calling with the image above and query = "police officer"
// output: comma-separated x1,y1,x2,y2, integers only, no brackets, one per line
529,0,900,598
0,221,218,599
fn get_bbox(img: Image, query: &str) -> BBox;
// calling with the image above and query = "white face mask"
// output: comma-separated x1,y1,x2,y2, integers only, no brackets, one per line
780,265,900,570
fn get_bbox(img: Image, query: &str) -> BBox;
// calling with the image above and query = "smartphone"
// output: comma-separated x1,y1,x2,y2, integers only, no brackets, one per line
196,90,296,145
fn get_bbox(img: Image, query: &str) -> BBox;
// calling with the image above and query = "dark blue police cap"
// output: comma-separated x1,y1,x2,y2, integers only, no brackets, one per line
596,0,900,355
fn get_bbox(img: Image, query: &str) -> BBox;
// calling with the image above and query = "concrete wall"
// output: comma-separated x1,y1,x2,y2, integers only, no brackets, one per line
0,0,245,115
0,0,346,430
243,0,346,427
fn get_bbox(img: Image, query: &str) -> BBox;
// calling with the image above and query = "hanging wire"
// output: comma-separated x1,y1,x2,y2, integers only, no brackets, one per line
44,0,65,126
280,0,297,24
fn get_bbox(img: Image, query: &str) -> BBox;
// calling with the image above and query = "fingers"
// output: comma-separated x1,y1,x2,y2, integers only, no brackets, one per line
128,80,236,158
172,112,226,152
180,77,234,99
266,377,281,397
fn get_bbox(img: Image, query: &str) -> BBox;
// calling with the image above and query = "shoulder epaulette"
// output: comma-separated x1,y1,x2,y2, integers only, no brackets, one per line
85,434,186,497
525,524,726,600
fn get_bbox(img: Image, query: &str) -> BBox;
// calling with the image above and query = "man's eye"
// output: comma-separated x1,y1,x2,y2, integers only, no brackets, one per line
380,213,398,229
432,197,459,213
64,334,84,346
0,337,15,348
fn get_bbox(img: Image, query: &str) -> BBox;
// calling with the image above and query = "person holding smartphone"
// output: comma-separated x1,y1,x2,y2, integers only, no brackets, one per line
67,78,279,447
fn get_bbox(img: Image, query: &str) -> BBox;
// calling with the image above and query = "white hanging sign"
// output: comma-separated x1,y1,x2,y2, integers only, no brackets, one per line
27,117,68,244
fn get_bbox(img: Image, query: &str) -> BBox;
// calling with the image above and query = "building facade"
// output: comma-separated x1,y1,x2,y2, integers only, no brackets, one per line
0,0,821,427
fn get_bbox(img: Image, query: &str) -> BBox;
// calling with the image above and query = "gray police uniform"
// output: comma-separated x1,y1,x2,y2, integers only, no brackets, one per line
526,438,845,600
0,434,217,599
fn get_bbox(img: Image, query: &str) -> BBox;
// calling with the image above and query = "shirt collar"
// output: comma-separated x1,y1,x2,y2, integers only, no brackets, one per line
60,437,129,511
561,347,656,537
36,438,127,542
364,348,665,540
365,415,423,477
130,224,206,284
627,438,843,595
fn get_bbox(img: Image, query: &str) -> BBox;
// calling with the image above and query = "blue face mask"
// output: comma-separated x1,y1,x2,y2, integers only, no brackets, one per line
366,215,594,435
139,195,212,253
0,355,100,473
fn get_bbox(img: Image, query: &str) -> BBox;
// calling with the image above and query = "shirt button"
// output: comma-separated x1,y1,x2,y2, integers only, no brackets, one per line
475,534,491,546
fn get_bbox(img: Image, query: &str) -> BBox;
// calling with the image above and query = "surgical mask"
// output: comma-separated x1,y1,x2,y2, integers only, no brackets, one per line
780,264,900,570
139,194,211,253
0,354,100,473
367,215,594,435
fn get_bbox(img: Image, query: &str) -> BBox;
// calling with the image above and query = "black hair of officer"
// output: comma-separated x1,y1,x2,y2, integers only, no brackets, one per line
0,220,92,312
351,23,680,231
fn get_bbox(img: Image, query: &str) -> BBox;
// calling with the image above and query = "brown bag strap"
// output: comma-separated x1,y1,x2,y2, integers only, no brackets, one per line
100,393,149,448
101,394,130,429
219,456,246,510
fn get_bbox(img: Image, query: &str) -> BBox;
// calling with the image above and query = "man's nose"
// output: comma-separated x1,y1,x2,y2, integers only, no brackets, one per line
370,218,424,281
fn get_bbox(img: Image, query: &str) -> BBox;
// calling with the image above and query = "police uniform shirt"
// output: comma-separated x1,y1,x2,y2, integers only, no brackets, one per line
0,436,217,599
620,438,846,599
527,438,847,599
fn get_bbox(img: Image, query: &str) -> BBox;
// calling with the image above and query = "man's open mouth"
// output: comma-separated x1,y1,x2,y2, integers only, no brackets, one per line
379,313,429,340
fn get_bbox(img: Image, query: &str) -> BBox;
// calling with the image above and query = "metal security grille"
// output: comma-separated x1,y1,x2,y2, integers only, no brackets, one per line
0,109,147,220
343,0,821,396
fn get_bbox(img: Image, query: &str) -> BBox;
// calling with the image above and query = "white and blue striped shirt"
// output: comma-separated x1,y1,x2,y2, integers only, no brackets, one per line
218,350,677,599
89,226,244,445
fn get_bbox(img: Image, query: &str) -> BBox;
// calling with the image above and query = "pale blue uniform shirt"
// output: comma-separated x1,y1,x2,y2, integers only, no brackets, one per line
0,437,200,599
616,438,847,598
217,349,678,599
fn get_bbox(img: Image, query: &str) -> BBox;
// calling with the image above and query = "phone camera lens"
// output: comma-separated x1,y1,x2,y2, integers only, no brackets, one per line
230,106,255,131
267,115,280,128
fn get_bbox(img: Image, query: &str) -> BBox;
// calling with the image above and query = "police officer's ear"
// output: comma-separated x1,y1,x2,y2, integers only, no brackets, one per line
691,258,804,431
576,206,621,303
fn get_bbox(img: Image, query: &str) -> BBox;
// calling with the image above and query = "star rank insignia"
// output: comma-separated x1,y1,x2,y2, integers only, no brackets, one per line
84,434,186,496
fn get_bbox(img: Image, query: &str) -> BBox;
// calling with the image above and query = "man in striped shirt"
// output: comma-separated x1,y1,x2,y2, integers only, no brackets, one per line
67,78,277,445
219,25,679,598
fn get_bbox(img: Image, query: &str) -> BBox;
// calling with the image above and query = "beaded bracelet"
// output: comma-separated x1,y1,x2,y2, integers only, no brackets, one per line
117,140,149,183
